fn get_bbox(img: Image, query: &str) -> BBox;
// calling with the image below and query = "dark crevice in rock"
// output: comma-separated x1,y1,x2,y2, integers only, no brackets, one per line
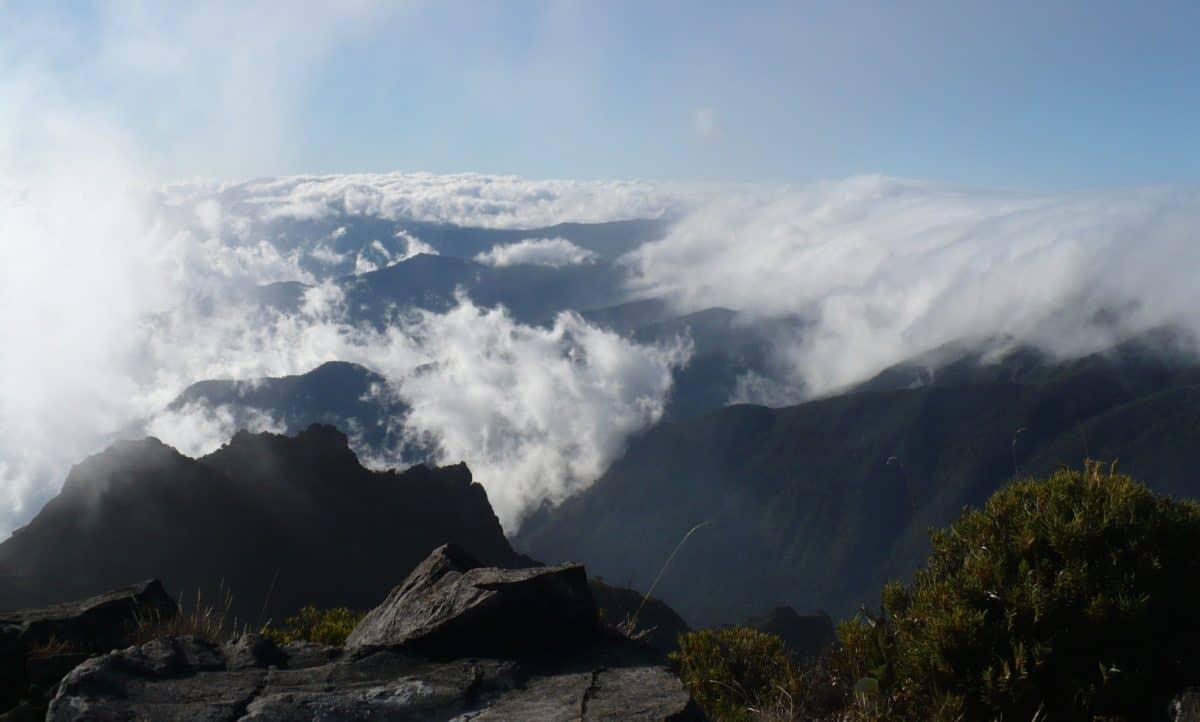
580,667,602,718
227,665,269,722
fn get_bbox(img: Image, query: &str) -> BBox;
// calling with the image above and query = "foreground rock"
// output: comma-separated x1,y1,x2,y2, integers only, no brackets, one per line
346,543,597,657
48,546,704,721
1,581,174,717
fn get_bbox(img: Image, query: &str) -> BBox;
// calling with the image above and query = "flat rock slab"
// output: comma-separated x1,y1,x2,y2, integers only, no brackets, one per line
47,635,703,721
461,666,700,721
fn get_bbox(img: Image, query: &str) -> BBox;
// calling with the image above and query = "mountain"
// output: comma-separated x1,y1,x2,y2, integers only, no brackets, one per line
0,425,528,624
630,308,797,419
202,210,670,281
398,217,671,260
578,300,805,419
166,361,430,462
257,253,635,326
516,331,1200,626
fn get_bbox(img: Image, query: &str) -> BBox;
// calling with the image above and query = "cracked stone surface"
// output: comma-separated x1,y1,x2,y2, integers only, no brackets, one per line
47,635,699,721
45,546,704,721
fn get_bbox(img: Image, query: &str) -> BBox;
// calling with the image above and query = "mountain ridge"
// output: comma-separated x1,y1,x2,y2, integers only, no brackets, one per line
0,424,527,624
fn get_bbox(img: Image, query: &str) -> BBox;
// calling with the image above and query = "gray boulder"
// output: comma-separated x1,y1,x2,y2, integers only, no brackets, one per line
1,580,175,715
45,548,704,721
346,543,598,657
1,579,174,650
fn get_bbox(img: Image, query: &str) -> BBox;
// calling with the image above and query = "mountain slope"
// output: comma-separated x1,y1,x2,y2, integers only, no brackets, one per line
166,361,427,461
0,425,526,623
258,253,633,326
516,337,1200,626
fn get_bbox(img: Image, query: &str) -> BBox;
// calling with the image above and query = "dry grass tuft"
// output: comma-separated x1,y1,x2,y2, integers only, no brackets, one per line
26,636,84,659
129,583,237,645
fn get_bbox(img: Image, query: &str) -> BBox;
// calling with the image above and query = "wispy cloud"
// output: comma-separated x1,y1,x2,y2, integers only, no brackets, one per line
474,237,597,268
628,175,1200,397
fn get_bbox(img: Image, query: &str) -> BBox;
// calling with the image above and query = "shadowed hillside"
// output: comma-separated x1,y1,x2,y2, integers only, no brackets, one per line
517,331,1200,626
0,425,527,624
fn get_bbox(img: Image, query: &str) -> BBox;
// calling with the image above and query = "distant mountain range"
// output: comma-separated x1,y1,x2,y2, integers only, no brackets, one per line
119,318,1200,630
219,213,669,282
12,202,1200,636
7,328,1200,633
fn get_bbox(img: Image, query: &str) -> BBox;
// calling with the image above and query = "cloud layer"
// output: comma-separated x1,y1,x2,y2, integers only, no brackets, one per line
474,237,597,268
130,290,689,530
628,176,1200,397
163,173,683,230
6,168,1200,540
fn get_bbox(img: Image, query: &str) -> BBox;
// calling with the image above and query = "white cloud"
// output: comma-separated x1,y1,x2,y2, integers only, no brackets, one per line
394,231,438,261
353,232,437,274
628,175,1200,398
126,295,689,531
474,237,597,268
145,402,286,459
163,172,687,230
390,303,689,522
0,0,699,539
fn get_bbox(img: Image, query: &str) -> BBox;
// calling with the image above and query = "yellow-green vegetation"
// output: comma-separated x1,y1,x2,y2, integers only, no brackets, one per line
262,606,365,647
671,627,799,722
25,636,83,659
676,463,1200,721
839,462,1200,721
672,628,867,721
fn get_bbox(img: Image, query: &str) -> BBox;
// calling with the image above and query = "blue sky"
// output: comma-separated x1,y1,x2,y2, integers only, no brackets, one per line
3,0,1199,187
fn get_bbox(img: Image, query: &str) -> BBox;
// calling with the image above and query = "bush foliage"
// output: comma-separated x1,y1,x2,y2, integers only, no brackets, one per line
671,627,799,721
676,464,1200,721
262,606,364,647
840,462,1200,721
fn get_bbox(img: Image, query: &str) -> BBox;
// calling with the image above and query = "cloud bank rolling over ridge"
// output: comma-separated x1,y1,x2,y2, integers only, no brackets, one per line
628,177,1200,399
3,170,1200,539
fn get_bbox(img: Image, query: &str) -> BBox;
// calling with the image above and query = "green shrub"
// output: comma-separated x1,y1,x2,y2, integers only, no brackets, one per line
840,462,1200,721
671,627,798,721
262,606,364,647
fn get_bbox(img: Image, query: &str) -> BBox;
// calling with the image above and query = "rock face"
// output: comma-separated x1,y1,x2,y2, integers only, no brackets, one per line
0,580,175,716
46,547,704,721
744,606,836,661
346,544,597,657
0,425,529,626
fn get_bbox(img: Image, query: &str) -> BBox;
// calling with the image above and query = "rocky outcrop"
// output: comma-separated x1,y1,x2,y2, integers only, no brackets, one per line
45,547,703,721
0,425,529,626
0,580,175,717
744,606,836,661
346,544,598,657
